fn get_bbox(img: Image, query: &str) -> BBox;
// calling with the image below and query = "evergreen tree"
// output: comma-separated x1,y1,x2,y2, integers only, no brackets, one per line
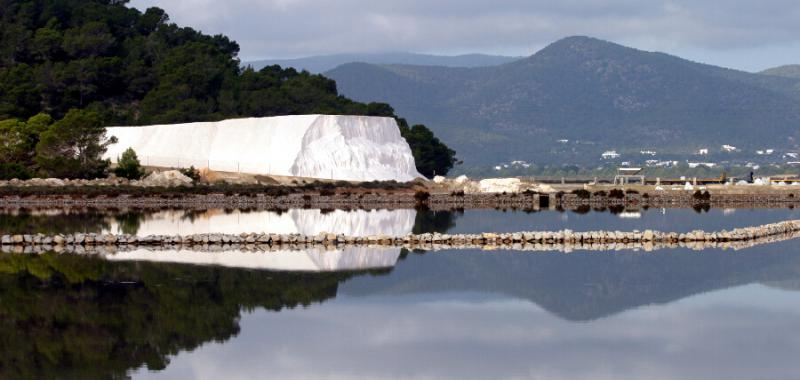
35,108,116,178
113,147,143,179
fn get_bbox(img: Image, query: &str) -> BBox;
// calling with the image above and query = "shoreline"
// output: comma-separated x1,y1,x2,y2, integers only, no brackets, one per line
2,188,800,210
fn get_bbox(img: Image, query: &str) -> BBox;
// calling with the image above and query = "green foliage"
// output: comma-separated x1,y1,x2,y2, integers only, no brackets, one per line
0,163,32,180
0,0,456,177
35,109,116,179
398,120,458,178
113,147,143,179
179,166,201,182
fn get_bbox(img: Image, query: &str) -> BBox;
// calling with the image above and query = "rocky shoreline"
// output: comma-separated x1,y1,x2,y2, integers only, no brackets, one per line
2,191,800,210
4,220,800,254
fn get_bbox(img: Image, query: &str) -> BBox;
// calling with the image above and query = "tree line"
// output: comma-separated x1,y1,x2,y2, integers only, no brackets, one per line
0,0,456,179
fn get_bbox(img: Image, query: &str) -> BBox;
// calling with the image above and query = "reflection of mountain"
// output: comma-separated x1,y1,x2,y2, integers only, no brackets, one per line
104,209,417,237
0,252,388,379
342,242,800,321
104,246,402,272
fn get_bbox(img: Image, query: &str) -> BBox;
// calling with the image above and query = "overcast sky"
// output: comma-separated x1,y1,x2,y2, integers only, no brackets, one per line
127,0,800,72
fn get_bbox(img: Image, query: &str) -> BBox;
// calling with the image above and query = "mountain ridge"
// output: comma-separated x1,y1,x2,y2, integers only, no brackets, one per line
327,36,800,166
245,52,522,73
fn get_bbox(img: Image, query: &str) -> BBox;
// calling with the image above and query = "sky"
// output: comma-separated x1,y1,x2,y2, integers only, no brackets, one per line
127,0,800,72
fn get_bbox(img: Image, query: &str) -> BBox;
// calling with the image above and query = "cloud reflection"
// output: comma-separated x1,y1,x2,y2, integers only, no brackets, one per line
133,284,800,380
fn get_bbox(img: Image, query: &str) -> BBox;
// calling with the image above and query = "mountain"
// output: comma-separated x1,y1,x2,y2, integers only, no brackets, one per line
327,36,800,166
342,243,800,321
761,64,800,79
245,52,522,73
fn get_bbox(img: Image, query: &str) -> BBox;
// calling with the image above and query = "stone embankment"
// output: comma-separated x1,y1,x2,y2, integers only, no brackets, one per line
3,221,800,254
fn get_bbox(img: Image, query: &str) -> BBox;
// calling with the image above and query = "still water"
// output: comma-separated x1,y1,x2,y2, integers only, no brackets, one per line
2,208,800,379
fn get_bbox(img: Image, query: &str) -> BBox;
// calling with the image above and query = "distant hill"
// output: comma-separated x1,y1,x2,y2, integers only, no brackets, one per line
245,52,522,73
342,245,800,321
327,36,800,166
761,64,800,79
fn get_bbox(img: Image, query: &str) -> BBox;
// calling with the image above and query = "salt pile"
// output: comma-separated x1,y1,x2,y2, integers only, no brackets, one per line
104,115,423,182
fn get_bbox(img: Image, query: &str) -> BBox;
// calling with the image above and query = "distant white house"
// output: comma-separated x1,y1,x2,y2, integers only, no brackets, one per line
785,152,799,159
688,162,717,168
697,148,709,155
722,144,738,152
557,139,569,143
756,149,773,155
639,150,657,156
601,150,620,159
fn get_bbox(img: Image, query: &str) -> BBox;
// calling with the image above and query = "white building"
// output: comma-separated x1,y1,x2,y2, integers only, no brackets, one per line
722,145,738,152
601,150,620,159
697,148,709,155
105,115,423,182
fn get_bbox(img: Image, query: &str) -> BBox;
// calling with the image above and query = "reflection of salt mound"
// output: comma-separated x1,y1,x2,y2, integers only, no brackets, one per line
104,115,422,181
105,209,416,237
103,246,401,272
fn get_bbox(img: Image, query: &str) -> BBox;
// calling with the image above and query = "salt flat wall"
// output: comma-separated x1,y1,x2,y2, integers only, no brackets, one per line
104,115,423,182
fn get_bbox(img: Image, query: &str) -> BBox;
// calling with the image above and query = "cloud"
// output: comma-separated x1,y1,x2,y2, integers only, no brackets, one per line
133,285,800,380
127,0,800,70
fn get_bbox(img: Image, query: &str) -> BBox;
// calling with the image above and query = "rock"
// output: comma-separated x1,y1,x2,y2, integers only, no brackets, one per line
141,170,194,187
433,175,447,183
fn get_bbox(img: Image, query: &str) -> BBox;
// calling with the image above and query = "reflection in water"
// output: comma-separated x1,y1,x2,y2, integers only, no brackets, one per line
2,242,800,378
105,209,417,237
5,207,800,237
105,246,402,272
140,285,800,380
0,252,386,379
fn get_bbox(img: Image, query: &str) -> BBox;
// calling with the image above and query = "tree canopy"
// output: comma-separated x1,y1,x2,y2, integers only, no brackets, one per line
0,0,457,177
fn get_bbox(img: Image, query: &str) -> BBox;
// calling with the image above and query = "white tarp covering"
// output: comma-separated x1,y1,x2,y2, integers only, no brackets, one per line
104,115,423,182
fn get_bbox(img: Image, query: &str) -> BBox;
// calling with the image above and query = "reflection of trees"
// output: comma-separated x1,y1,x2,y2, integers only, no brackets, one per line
413,209,462,234
113,211,145,235
0,253,387,379
0,210,111,235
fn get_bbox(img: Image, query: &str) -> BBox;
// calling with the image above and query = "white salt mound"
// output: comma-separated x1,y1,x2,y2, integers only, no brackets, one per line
479,178,521,193
104,115,423,182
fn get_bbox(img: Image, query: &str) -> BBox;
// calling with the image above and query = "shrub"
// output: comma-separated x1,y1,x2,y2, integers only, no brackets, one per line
113,148,144,180
0,163,33,180
450,190,465,197
414,191,430,202
593,190,607,197
692,190,711,201
319,188,335,196
571,189,591,199
608,189,625,199
179,166,201,182
625,189,639,194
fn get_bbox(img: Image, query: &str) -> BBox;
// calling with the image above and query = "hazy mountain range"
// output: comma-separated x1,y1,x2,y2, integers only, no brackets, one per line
761,64,800,79
244,52,521,73
324,36,800,166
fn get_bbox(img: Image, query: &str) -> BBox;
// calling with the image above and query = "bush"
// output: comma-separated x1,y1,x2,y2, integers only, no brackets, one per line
414,191,431,202
625,189,639,194
593,190,607,197
179,166,201,182
692,190,711,201
571,189,591,199
450,190,465,197
113,148,144,180
608,189,625,199
0,163,33,180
